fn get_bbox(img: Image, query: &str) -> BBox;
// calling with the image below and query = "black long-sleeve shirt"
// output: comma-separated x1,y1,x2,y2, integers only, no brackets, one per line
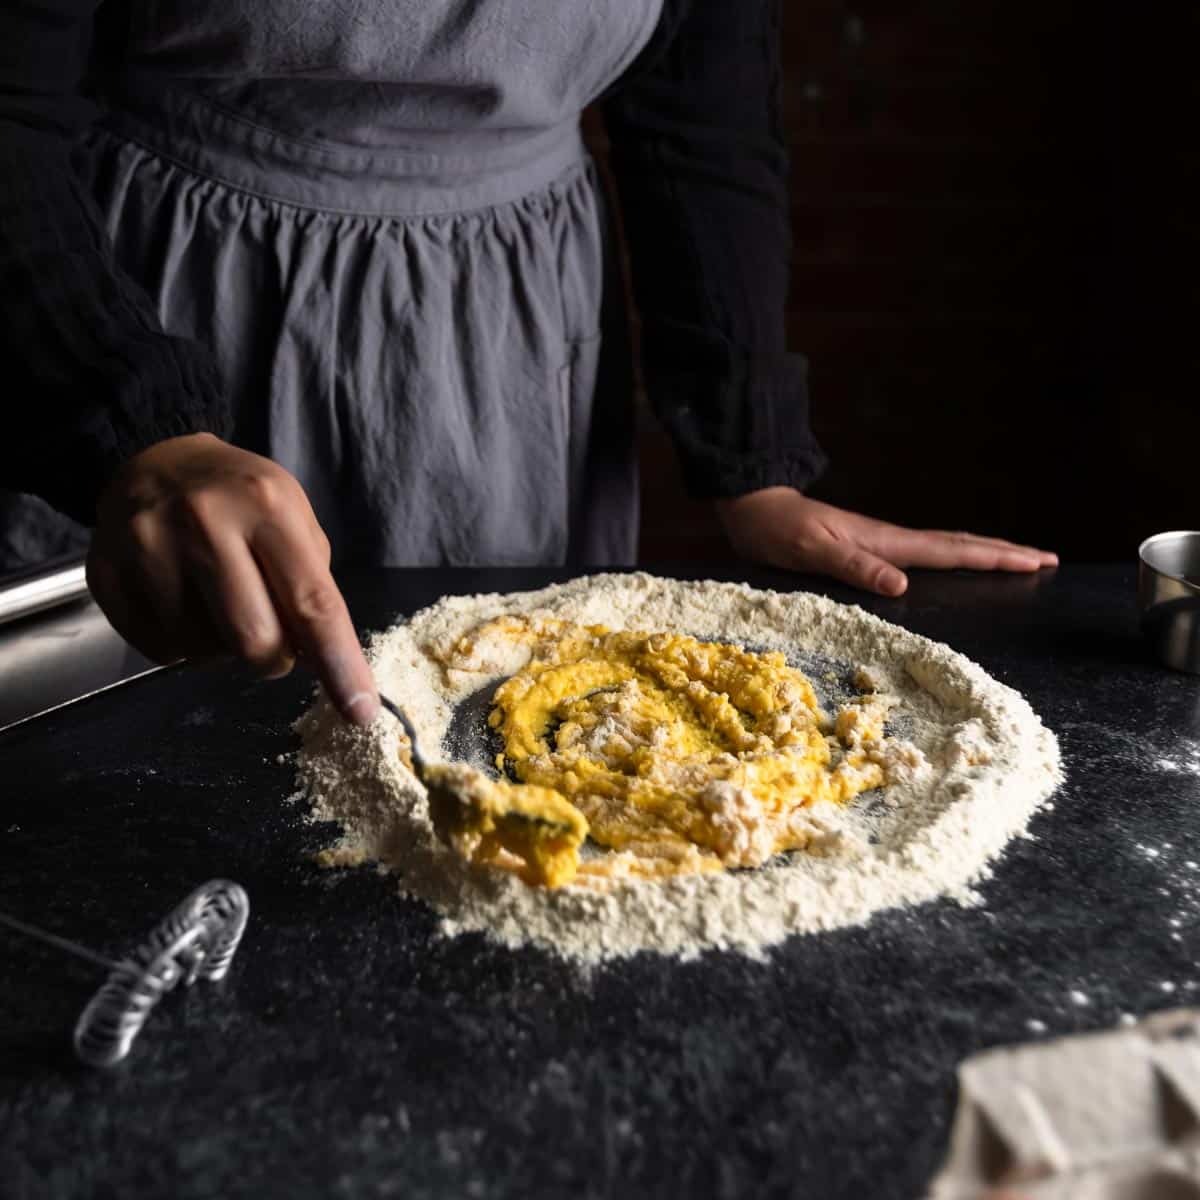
0,0,825,527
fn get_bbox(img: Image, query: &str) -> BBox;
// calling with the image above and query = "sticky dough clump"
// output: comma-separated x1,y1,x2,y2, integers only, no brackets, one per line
430,617,897,887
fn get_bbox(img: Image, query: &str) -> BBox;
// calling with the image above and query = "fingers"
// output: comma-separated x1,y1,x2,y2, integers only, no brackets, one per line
88,518,198,665
964,535,1060,566
801,537,909,597
944,531,1058,569
186,523,296,679
86,549,177,665
130,507,230,662
875,527,1057,573
252,518,379,725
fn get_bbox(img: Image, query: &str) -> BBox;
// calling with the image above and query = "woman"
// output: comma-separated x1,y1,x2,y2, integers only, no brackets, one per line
0,0,1055,725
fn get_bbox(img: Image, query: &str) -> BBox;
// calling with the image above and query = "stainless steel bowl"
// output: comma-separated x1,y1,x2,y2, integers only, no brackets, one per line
1139,531,1200,673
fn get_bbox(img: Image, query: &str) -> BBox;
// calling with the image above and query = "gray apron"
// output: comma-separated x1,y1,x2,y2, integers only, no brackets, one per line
5,0,662,569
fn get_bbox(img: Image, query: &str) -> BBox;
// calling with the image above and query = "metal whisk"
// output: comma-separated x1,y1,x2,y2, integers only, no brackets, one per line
0,879,249,1068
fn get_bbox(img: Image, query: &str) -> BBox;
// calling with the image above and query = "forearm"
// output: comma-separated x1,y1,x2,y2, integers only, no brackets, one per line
603,0,826,498
0,0,228,525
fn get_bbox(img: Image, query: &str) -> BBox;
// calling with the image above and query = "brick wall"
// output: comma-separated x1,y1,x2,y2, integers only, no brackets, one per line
633,1,1198,563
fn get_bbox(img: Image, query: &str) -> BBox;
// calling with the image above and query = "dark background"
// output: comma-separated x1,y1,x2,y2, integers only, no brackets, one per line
630,1,1199,562
3,3,1195,575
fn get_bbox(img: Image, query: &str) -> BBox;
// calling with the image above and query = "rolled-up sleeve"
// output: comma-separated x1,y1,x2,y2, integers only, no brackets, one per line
603,0,827,498
0,0,229,525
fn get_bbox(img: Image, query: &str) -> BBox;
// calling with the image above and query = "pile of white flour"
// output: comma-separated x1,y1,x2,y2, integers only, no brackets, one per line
293,574,1062,962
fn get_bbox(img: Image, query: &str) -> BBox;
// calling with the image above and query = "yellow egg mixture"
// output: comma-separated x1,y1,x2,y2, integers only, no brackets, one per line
422,617,893,888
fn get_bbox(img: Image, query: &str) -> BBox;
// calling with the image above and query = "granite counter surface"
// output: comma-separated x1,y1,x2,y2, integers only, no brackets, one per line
1,565,1196,1200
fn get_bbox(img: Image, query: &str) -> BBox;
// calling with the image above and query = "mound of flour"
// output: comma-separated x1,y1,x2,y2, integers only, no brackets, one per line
294,574,1062,962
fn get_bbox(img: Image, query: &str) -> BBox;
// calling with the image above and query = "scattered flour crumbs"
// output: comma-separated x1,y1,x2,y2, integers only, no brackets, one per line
293,574,1063,963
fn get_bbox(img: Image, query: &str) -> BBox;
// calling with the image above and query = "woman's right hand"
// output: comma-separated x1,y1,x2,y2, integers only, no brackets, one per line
87,432,379,725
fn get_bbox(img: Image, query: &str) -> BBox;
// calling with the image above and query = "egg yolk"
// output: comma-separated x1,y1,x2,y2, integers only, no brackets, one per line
426,618,891,887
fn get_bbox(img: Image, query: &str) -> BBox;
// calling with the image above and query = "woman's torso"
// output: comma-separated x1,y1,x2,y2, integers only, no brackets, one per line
101,0,659,154
57,0,661,569
5,0,667,571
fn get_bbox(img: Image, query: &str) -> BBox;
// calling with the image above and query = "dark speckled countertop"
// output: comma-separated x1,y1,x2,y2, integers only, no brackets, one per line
1,564,1198,1200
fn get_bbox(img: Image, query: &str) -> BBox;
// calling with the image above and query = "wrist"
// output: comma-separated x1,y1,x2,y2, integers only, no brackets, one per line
714,486,799,522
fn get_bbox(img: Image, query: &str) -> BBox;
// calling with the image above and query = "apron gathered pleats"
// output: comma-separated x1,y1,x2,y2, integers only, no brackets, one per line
11,0,665,568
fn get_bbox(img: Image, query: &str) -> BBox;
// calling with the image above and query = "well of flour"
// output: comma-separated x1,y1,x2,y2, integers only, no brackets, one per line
294,574,1062,962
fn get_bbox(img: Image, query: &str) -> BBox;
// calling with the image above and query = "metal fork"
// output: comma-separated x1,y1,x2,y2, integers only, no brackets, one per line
378,693,430,779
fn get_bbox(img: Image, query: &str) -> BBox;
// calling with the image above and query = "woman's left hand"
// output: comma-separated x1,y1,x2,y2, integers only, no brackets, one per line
715,487,1058,597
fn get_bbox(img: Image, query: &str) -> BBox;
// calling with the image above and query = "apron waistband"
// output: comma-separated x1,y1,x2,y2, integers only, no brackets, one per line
98,88,588,218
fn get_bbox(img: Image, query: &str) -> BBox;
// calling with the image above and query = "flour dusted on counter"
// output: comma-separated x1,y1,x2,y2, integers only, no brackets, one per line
293,574,1063,962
